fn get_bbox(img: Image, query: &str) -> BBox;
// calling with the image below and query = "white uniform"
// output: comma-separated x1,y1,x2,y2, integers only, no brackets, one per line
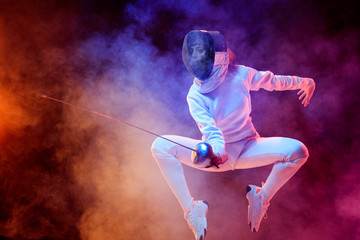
151,64,310,211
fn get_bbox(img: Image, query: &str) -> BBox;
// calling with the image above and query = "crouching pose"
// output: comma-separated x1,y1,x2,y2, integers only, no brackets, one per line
151,30,315,240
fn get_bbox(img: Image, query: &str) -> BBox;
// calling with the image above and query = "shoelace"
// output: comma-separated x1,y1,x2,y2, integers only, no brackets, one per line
184,200,199,231
260,182,270,220
184,199,195,215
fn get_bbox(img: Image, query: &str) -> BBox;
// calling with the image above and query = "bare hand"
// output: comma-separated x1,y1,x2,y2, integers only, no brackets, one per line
297,78,315,107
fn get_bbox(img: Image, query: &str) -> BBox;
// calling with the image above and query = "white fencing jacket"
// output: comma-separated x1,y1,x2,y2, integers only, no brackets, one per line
187,65,311,158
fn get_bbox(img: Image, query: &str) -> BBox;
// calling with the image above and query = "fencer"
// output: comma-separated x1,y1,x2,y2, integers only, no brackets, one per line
151,30,315,240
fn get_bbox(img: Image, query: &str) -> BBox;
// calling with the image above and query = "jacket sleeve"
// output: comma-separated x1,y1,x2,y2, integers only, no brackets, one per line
187,93,227,158
246,66,311,91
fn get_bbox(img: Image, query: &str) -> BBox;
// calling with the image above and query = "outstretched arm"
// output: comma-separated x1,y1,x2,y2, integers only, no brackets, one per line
245,66,315,107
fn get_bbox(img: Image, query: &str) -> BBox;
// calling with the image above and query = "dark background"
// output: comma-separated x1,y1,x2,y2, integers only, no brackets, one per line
0,0,359,239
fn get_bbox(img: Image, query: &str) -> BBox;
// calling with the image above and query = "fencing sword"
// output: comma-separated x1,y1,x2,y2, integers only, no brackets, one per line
40,94,220,168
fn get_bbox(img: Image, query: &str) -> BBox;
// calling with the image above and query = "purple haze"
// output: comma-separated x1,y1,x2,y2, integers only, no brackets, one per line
0,0,359,239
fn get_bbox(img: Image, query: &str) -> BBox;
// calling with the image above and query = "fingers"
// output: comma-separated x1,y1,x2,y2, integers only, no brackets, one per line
302,95,311,107
302,98,308,107
299,91,307,101
298,81,315,108
304,100,310,107
304,88,315,107
308,90,314,101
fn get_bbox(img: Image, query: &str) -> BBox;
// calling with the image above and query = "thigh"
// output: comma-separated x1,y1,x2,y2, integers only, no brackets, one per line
163,135,200,166
163,135,236,172
234,137,303,169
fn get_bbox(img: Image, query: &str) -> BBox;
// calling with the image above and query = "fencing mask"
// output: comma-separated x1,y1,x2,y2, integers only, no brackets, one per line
182,30,227,80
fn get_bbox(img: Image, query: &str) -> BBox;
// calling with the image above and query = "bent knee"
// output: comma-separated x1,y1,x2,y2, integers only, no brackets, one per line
151,136,167,154
151,136,182,167
151,136,177,157
289,139,309,164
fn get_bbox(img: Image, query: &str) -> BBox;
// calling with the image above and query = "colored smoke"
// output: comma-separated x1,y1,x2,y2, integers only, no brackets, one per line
0,0,359,239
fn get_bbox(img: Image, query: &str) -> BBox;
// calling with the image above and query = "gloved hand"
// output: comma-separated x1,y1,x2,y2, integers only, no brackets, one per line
297,78,315,107
212,144,228,165
191,143,226,168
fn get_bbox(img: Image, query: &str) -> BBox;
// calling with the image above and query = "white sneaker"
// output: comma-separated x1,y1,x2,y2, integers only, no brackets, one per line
246,185,270,232
184,200,208,240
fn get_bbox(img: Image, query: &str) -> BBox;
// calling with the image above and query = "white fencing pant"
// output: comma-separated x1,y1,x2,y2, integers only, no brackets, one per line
151,135,309,211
